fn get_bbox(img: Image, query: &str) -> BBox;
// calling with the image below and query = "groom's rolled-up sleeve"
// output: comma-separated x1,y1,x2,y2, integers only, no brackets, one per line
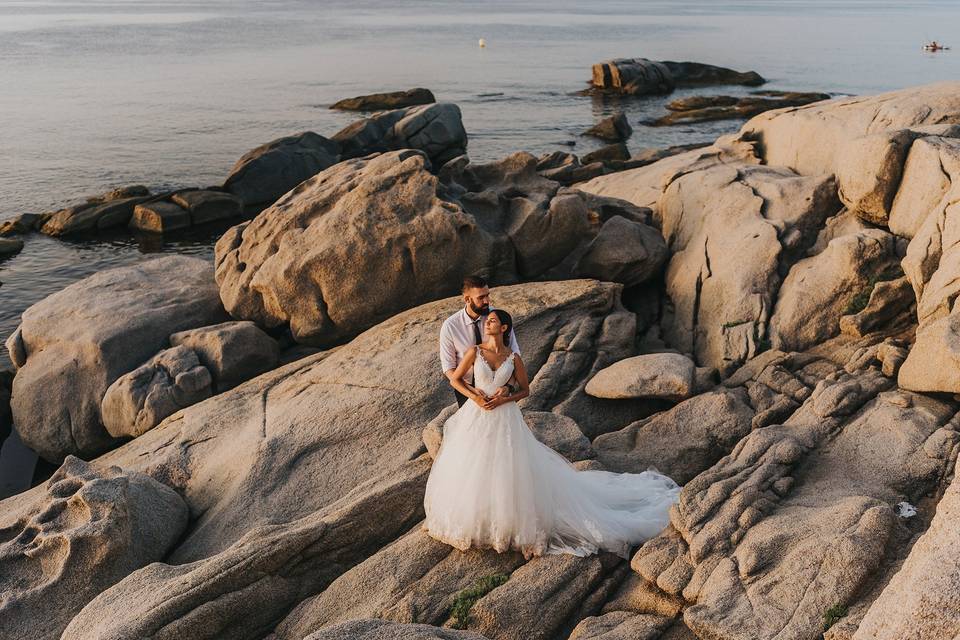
509,330,521,355
439,322,458,373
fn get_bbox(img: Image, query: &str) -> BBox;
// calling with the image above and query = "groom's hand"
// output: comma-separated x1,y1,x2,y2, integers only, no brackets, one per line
493,385,511,398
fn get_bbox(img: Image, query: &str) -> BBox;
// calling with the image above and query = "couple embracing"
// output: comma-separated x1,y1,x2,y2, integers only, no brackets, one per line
423,276,680,560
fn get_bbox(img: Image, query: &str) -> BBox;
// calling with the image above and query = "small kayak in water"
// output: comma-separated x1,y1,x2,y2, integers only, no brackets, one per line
924,42,950,51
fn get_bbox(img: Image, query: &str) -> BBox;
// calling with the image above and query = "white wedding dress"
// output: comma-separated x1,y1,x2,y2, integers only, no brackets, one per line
424,349,681,559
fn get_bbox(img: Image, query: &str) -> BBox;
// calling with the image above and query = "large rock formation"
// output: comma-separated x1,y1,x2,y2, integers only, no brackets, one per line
5,256,227,462
736,82,960,176
216,150,666,346
628,351,958,640
0,456,188,640
655,163,839,374
17,280,651,640
15,281,639,566
333,103,468,166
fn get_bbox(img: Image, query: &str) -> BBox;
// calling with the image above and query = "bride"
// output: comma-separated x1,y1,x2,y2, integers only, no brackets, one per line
424,309,681,559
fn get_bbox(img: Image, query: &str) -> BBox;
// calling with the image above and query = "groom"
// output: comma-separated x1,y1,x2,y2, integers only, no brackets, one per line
439,275,521,407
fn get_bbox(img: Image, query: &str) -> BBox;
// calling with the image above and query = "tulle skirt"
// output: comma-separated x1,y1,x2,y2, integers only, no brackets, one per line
423,400,681,559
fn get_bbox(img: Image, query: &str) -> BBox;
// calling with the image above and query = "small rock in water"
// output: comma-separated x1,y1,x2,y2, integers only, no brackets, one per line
897,501,918,518
0,237,24,258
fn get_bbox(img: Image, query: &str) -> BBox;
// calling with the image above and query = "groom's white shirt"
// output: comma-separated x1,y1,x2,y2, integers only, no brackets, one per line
439,306,521,383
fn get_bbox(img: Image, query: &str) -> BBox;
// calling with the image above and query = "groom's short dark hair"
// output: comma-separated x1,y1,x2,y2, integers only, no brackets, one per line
462,275,488,292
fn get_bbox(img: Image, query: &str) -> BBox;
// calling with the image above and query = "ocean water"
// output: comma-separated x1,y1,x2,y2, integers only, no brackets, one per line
2,0,960,495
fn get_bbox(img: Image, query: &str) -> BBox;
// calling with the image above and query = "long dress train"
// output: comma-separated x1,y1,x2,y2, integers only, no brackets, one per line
423,350,680,559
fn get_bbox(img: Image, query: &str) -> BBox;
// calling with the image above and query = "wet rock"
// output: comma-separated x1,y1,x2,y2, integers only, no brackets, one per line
660,61,766,87
587,59,764,97
0,212,42,236
6,256,227,462
585,113,633,142
333,102,468,166
41,196,151,235
129,201,191,233
100,345,213,439
649,91,829,126
223,131,340,208
0,368,12,445
589,58,674,96
170,189,243,225
582,143,631,165
586,353,697,402
89,185,151,202
0,237,24,258
169,320,280,391
331,88,437,111
592,389,755,484
769,229,900,352
0,456,188,640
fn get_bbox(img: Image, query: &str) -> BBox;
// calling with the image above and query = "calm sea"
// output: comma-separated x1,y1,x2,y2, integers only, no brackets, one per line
2,0,960,494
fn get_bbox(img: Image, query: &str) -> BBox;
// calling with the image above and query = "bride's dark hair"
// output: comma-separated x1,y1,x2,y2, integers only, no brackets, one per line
492,309,513,344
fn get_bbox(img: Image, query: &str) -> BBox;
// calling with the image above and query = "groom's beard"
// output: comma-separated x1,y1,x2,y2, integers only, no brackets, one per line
470,302,490,316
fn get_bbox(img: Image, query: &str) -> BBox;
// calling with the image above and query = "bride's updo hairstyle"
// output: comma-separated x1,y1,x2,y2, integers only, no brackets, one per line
492,309,514,344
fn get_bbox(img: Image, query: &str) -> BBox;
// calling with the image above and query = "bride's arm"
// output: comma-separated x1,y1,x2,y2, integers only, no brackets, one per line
447,347,488,406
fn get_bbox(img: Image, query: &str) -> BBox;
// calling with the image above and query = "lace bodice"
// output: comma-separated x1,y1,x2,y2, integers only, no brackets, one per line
473,348,516,396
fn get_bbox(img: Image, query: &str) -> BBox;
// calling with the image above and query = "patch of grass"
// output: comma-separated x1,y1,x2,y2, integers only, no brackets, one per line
448,573,510,630
823,603,848,632
844,266,903,316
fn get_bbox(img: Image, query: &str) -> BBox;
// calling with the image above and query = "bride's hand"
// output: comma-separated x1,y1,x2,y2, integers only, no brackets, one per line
471,392,491,408
482,395,509,410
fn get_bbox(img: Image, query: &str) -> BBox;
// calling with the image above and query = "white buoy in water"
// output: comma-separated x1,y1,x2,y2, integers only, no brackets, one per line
479,38,486,48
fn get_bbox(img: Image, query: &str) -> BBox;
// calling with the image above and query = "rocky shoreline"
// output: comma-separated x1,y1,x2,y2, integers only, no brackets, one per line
2,63,960,640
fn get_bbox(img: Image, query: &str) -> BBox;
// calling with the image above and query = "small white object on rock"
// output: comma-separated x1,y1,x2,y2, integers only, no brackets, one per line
897,501,918,518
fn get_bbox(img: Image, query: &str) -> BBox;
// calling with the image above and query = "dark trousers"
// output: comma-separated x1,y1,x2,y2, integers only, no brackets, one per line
454,388,469,408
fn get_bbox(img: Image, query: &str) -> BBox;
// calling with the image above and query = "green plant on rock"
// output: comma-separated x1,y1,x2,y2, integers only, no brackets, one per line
844,266,903,316
448,573,510,630
823,603,848,632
